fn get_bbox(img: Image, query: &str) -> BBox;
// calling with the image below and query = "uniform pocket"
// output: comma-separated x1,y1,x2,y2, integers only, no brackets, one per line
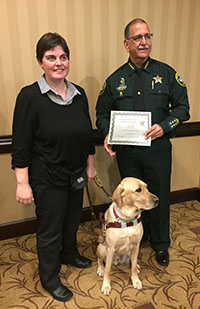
149,85,170,111
150,84,169,96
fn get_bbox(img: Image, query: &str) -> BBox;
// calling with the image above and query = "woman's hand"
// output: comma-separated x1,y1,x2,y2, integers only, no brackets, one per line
86,155,97,181
15,167,34,205
16,183,34,205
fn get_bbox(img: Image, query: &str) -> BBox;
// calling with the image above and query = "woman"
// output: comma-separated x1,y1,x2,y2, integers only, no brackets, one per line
12,33,96,302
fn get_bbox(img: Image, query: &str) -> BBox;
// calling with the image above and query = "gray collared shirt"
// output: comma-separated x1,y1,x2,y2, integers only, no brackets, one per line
37,76,81,105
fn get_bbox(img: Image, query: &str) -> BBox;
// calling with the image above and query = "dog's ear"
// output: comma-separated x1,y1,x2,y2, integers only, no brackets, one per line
112,184,124,208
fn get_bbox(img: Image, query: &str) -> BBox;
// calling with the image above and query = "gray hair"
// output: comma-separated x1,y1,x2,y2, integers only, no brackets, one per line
124,18,148,39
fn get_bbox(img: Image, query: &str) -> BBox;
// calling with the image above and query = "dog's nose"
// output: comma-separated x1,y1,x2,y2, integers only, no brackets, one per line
154,197,159,206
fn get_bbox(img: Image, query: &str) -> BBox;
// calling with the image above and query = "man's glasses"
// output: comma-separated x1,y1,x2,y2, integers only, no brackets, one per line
127,33,153,42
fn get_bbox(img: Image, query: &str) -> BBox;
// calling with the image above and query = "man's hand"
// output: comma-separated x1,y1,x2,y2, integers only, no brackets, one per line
104,135,116,156
145,124,164,141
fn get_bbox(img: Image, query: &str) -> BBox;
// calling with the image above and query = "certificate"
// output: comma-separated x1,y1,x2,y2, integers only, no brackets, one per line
108,111,151,146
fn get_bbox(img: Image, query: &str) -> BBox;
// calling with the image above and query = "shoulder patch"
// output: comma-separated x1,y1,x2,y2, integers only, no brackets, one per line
99,81,106,96
175,72,186,87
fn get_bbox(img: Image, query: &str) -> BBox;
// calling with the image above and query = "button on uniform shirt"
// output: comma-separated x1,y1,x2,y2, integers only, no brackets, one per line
133,67,144,111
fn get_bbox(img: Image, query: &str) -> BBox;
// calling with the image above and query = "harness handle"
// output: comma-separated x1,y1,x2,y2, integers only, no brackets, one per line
93,175,112,200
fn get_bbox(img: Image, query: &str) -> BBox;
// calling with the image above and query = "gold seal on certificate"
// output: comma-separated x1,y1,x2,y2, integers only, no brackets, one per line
108,111,151,146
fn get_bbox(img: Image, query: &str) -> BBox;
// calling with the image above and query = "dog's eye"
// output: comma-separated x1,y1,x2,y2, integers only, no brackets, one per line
136,187,142,193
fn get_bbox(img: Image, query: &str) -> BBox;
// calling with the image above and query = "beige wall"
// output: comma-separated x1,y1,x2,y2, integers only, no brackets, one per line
0,137,199,224
0,0,200,224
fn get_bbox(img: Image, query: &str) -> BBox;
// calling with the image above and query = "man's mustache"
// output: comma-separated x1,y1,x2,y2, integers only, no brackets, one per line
138,44,149,50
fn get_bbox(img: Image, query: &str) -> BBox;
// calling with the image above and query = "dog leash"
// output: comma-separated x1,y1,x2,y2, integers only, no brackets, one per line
93,175,112,201
85,175,112,224
86,184,99,224
85,175,112,233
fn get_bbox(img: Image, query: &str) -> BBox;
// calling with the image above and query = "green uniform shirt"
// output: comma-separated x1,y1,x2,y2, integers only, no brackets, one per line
96,57,190,139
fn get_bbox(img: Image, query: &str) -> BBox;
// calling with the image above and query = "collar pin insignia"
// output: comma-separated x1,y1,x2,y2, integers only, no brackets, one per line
117,77,127,92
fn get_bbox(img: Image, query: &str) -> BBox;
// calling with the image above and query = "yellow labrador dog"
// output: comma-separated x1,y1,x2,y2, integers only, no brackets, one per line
96,177,159,295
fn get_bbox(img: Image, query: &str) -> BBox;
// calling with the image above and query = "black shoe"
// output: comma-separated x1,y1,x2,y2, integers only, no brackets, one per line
62,255,91,268
156,250,169,266
48,284,73,302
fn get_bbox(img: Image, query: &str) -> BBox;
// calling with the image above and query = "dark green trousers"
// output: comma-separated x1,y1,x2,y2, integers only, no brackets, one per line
116,136,172,251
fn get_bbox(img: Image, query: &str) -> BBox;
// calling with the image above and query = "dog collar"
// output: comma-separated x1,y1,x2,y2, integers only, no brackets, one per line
105,207,141,229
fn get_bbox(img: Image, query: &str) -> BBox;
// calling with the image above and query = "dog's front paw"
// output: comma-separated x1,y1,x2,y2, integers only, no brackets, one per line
101,283,111,295
97,266,104,277
132,277,142,290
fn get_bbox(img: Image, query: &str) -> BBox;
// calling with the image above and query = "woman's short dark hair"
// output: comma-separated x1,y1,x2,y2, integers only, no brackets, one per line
36,32,70,63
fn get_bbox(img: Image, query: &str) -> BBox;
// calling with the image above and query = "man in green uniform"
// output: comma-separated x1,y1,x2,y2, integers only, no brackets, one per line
95,18,190,266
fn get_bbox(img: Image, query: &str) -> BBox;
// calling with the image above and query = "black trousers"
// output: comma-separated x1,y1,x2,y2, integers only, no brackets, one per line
116,136,172,251
32,183,83,291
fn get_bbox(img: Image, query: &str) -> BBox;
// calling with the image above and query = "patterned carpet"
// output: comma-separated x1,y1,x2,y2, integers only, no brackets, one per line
0,201,200,309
